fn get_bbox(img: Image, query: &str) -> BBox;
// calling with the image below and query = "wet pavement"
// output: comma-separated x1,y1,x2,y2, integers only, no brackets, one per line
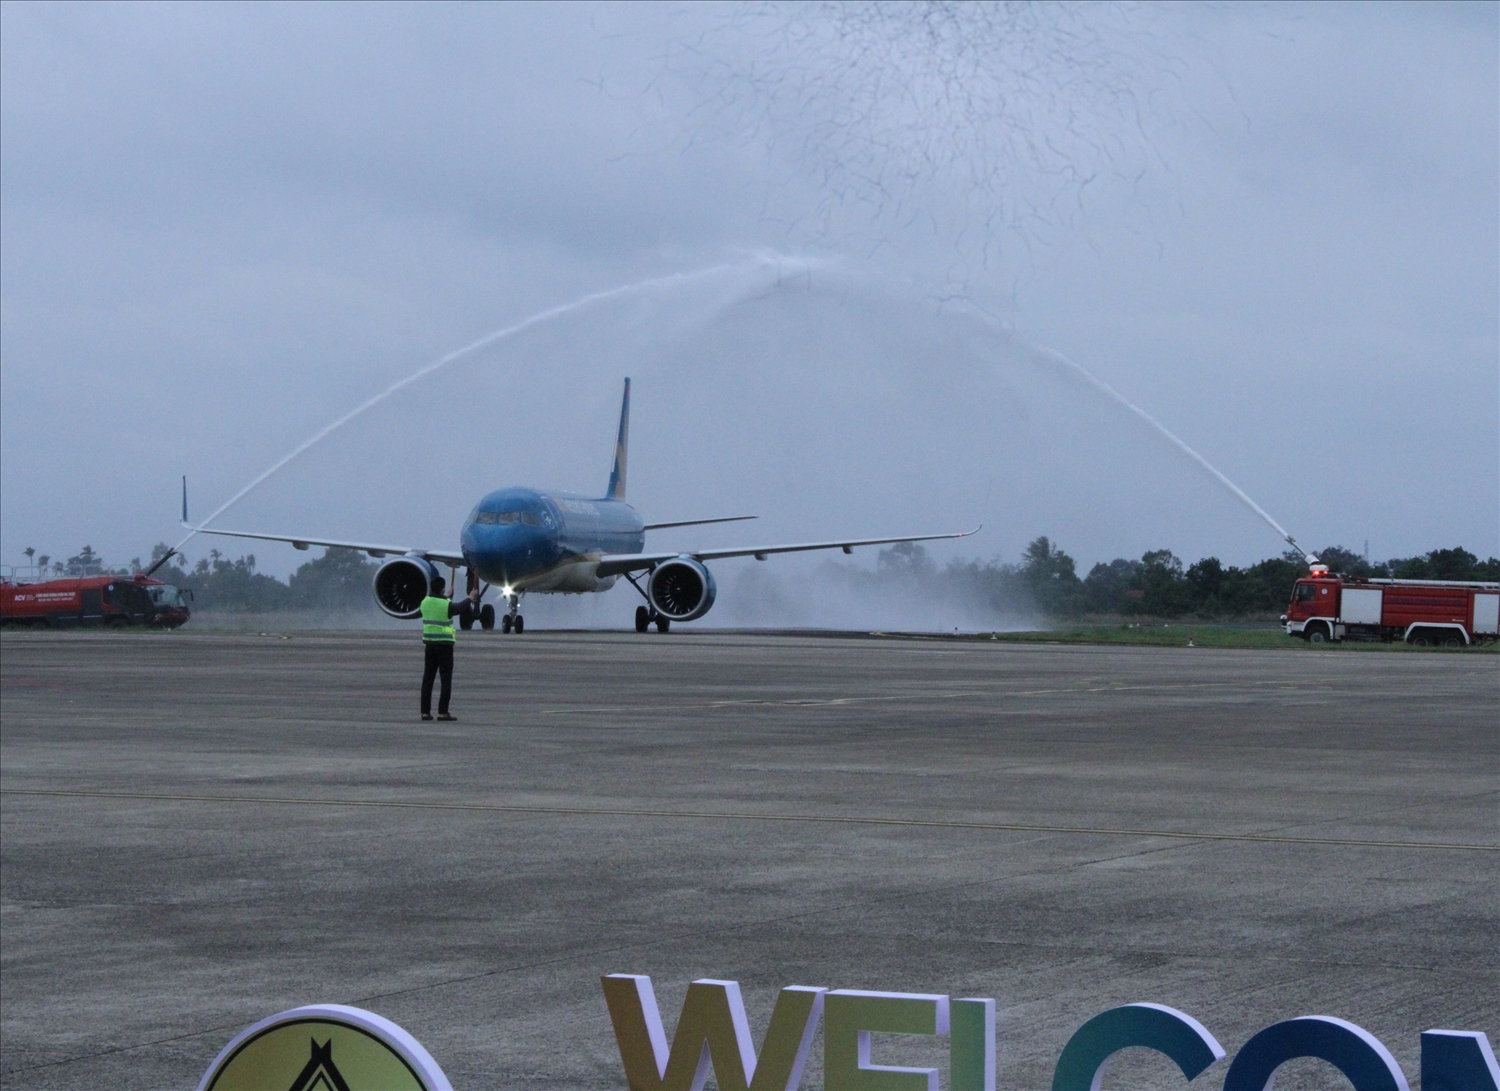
1,629,1494,1089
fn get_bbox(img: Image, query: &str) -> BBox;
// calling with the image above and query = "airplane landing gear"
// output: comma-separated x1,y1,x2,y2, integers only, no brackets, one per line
627,572,670,633
464,570,497,632
634,604,669,633
501,593,523,634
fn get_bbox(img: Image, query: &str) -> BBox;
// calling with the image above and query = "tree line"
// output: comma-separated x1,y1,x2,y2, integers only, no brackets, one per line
141,544,383,613
20,539,1500,618
843,539,1500,619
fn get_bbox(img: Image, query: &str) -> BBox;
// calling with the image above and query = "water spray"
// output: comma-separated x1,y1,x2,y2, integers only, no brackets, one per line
173,254,820,556
175,258,1317,573
1025,341,1318,565
954,299,1317,565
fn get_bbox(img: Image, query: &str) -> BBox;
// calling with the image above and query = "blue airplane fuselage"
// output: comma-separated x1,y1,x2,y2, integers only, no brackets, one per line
459,486,644,593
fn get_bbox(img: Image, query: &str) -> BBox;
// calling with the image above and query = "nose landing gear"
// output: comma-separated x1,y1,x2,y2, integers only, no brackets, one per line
500,593,524,634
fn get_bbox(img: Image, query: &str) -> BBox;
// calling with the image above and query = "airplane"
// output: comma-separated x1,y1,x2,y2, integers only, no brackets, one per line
181,379,978,633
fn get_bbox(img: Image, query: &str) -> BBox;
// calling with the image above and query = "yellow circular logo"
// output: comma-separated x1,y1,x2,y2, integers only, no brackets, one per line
198,1005,450,1091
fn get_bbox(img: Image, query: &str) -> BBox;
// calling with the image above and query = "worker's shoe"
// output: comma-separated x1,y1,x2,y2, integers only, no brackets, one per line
437,713,458,721
421,713,433,721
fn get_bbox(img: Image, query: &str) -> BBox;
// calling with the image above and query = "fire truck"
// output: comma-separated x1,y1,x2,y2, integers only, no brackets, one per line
1282,565,1499,646
0,572,192,629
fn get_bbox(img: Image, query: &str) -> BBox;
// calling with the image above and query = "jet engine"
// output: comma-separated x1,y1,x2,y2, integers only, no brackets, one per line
373,556,439,619
647,557,717,621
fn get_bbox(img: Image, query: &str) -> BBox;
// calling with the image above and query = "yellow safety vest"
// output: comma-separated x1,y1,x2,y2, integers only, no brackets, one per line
420,596,455,643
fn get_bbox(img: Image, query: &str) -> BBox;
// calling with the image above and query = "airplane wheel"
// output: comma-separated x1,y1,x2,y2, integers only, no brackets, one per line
635,605,650,633
514,615,524,634
459,612,475,631
501,615,513,634
480,603,495,631
655,615,670,633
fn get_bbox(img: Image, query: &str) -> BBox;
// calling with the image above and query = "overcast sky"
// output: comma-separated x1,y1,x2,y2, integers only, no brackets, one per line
2,1,1496,595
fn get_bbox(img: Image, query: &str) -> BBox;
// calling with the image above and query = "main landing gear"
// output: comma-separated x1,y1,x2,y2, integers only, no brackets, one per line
625,570,670,633
458,569,490,632
457,572,518,634
460,599,498,631
635,604,669,634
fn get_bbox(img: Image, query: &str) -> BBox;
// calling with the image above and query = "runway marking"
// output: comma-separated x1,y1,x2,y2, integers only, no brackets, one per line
537,679,1322,715
2,787,1494,852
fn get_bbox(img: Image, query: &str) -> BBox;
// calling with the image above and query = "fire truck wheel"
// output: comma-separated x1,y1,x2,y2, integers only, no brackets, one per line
1409,631,1433,647
1440,633,1463,648
1306,625,1329,644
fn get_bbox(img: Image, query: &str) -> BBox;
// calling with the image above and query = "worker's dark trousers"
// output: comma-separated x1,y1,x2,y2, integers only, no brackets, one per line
421,641,454,715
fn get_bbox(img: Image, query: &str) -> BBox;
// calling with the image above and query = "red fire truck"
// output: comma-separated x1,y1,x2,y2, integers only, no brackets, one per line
1282,565,1499,646
0,572,192,629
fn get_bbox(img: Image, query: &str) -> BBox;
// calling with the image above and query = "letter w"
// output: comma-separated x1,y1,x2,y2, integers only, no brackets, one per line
603,975,826,1091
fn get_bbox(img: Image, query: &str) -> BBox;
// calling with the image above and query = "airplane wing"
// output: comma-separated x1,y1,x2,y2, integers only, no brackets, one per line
183,524,466,566
595,526,981,578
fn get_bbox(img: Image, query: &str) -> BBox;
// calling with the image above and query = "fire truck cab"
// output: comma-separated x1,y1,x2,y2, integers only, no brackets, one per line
1283,565,1499,646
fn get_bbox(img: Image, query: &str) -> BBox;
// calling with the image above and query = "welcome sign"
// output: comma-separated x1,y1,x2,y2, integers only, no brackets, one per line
198,981,1498,1090
601,975,1497,1091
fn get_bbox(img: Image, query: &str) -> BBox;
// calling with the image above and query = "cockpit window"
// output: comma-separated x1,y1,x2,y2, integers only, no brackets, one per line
107,582,155,612
148,585,185,607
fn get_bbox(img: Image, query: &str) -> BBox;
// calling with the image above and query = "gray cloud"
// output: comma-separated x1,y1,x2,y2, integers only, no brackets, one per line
2,2,1494,603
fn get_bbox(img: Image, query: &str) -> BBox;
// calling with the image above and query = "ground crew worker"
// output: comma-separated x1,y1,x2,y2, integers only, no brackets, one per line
420,575,478,721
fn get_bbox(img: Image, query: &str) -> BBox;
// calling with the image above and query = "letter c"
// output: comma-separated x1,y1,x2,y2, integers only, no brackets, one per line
1223,1016,1408,1091
1052,1003,1224,1091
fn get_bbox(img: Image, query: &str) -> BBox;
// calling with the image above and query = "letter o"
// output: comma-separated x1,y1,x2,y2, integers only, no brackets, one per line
1223,1017,1408,1091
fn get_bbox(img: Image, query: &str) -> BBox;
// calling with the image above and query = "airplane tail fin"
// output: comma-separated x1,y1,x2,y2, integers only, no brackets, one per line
606,378,630,501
